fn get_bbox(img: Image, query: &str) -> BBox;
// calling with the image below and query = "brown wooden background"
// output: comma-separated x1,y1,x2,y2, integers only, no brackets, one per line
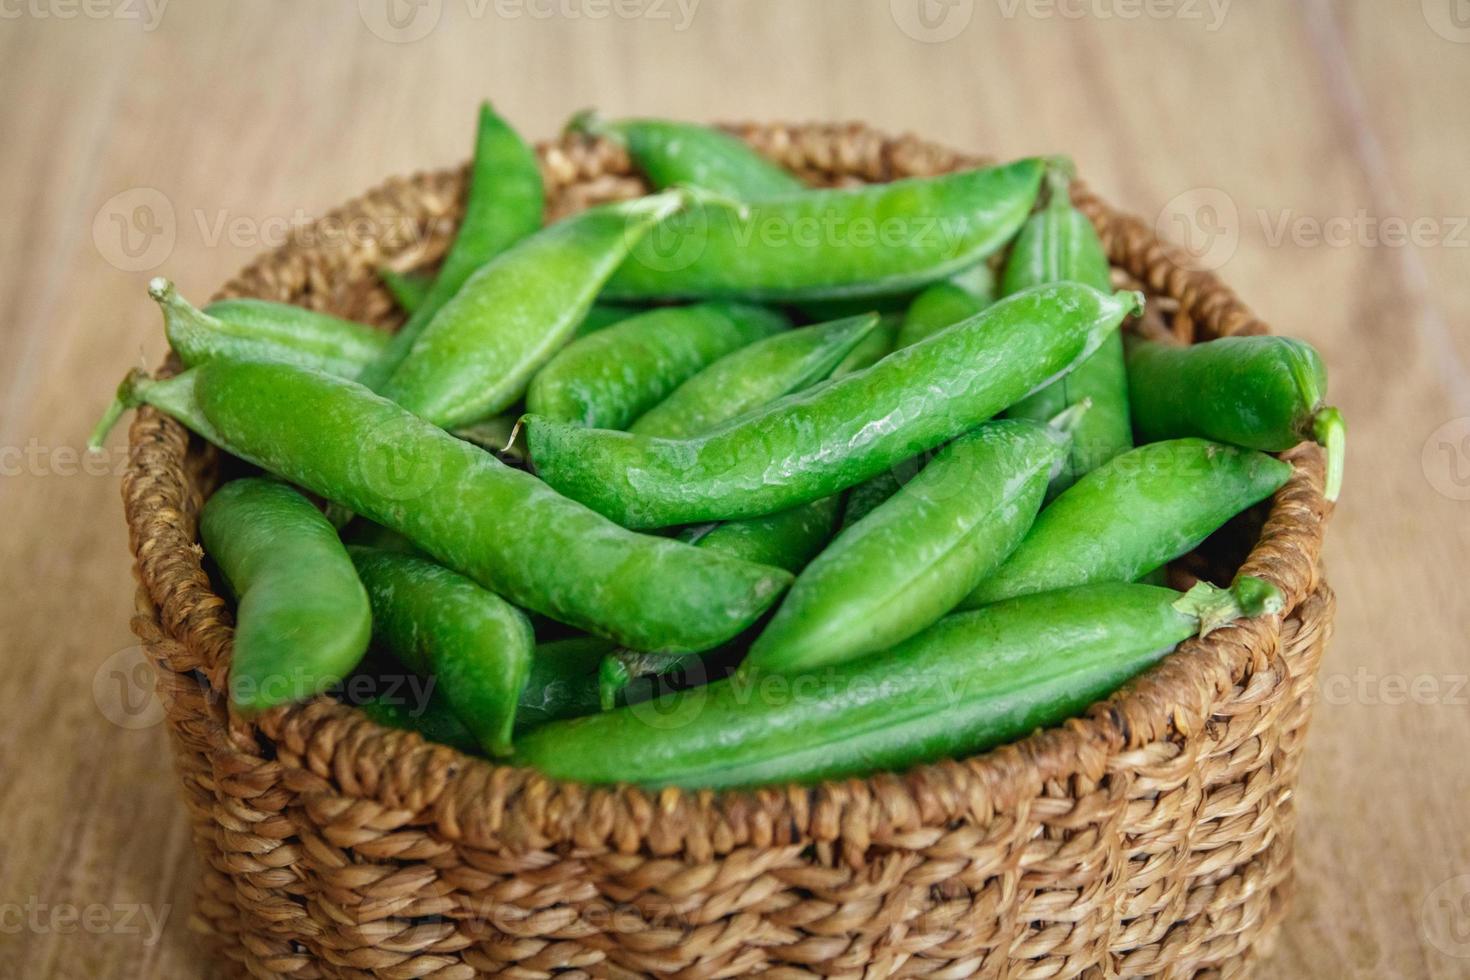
3,1,1468,976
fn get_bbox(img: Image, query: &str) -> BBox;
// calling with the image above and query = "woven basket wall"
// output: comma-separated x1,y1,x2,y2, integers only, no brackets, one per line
120,122,1335,978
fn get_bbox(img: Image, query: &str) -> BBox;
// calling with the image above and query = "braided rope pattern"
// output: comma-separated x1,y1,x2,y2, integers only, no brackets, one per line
120,122,1333,977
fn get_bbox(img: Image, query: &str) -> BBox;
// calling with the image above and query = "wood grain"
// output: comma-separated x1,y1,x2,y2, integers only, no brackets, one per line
2,2,1466,976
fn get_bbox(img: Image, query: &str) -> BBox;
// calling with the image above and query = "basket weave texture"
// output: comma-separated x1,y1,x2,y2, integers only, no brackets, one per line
121,122,1335,978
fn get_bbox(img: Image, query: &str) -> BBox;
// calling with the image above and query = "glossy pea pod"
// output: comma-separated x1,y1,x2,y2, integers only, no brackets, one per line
526,303,789,429
515,580,1275,789
629,313,880,439
569,112,805,200
100,360,791,652
600,158,1048,302
744,418,1067,675
959,438,1292,609
1001,171,1132,497
153,279,389,376
525,283,1144,528
199,478,371,713
380,189,691,427
360,102,545,390
1126,334,1345,501
348,546,534,756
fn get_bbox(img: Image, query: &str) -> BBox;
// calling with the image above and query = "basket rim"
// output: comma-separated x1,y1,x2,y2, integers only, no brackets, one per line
121,121,1332,856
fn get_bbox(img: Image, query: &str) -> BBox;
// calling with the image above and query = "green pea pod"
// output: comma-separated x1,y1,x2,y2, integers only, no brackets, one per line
378,268,432,314
893,261,996,349
199,478,371,714
526,283,1143,528
959,438,1292,608
360,102,544,389
515,580,1274,788
744,419,1065,675
629,313,880,439
146,279,388,376
357,684,480,755
829,313,901,377
570,111,804,200
526,303,789,429
347,546,533,756
516,636,612,732
130,359,790,653
1125,334,1345,501
1001,172,1131,496
380,190,689,426
601,158,1048,302
682,494,842,573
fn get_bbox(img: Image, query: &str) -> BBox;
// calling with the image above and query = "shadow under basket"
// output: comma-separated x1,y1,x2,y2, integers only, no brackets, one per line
121,122,1335,979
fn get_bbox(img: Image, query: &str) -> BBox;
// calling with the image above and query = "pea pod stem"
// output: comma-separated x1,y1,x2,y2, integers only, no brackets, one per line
1312,406,1346,502
89,368,221,451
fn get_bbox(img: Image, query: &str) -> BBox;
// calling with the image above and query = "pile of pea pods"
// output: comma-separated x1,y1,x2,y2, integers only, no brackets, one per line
92,104,1345,788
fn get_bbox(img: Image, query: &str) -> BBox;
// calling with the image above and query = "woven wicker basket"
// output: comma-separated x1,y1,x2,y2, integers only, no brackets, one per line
121,122,1335,978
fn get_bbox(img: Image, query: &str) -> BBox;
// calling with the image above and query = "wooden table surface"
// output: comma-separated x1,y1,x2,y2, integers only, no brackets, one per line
3,2,1467,976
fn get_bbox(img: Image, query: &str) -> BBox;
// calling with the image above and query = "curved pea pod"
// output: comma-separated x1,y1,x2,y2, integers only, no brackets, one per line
1126,334,1345,501
600,158,1048,302
526,283,1144,528
959,438,1292,608
516,636,612,732
744,419,1064,675
199,478,371,714
378,268,432,314
570,111,804,199
526,303,789,429
360,102,544,389
348,546,533,756
514,580,1274,788
172,359,791,653
1001,173,1131,497
380,189,689,427
148,278,388,376
893,261,996,349
629,313,880,438
682,494,842,574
